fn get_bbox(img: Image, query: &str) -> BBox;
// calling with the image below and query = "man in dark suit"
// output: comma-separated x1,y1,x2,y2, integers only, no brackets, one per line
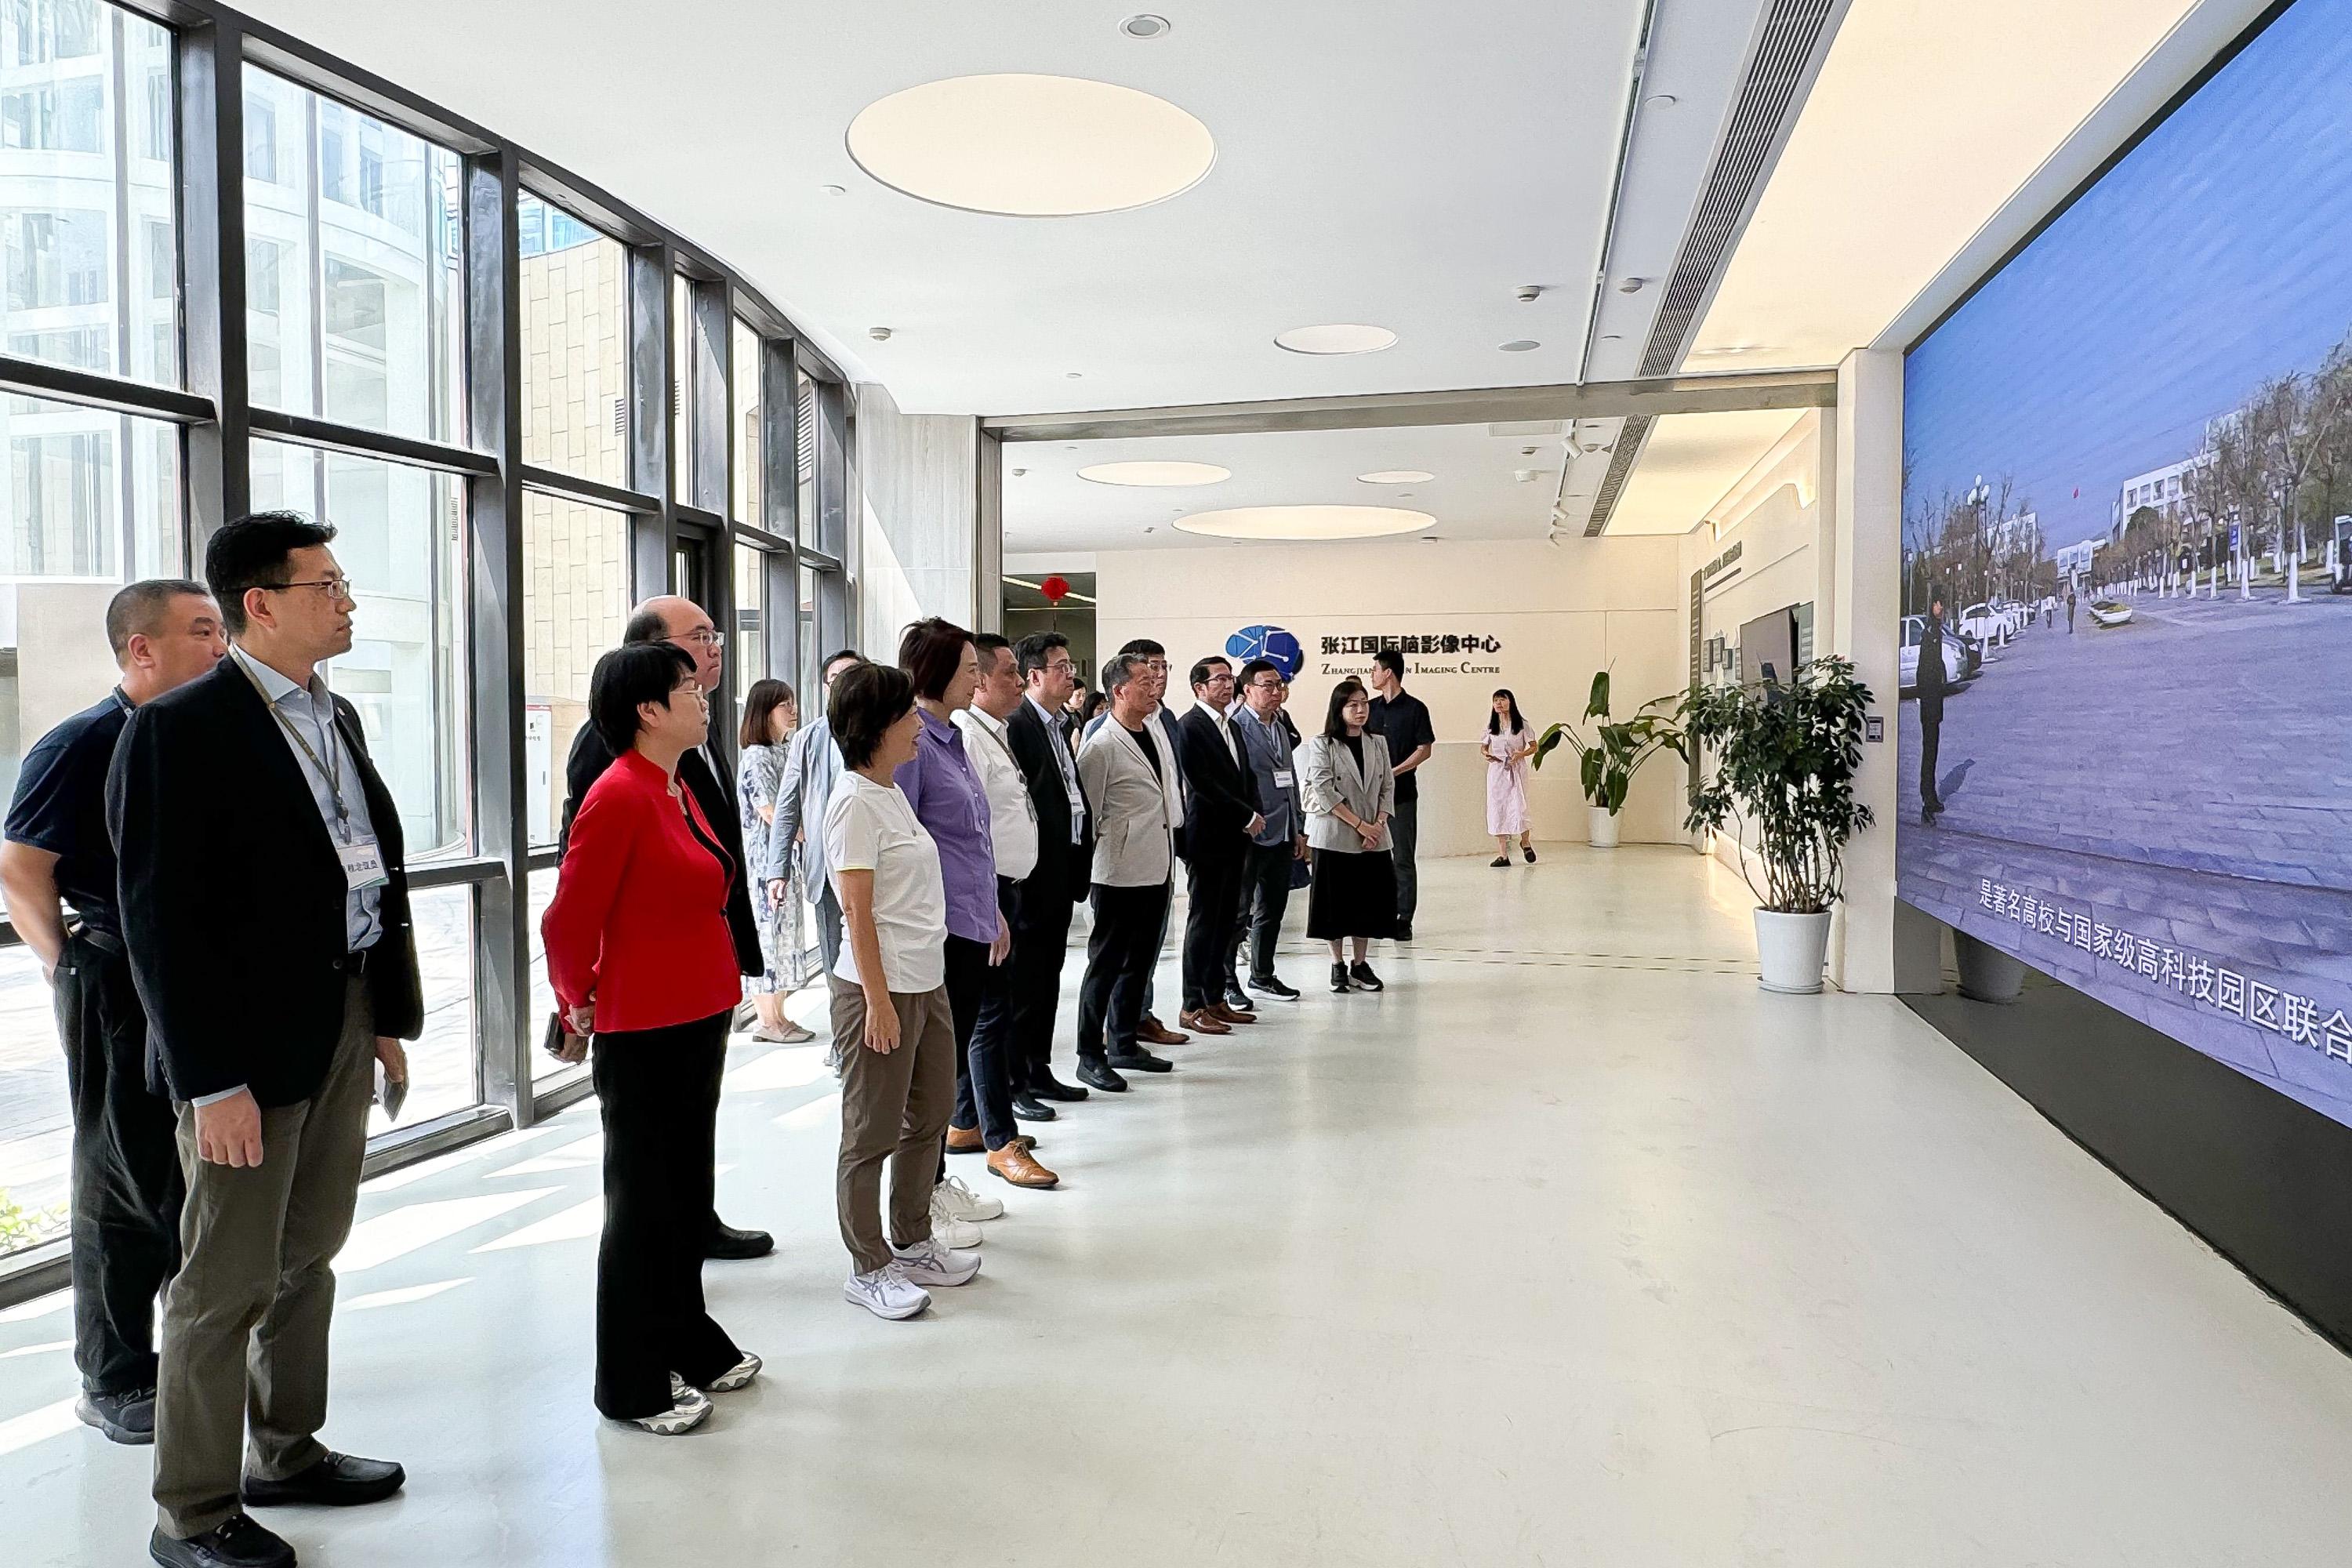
111,512,423,1568
561,595,771,1261
1004,633,1094,1103
1172,656,1264,1035
1918,589,1950,825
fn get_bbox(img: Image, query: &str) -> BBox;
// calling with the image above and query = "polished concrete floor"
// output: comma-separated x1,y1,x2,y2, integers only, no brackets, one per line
7,846,2352,1566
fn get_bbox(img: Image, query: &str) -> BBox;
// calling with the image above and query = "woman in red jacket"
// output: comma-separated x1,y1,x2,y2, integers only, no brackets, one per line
543,642,756,1436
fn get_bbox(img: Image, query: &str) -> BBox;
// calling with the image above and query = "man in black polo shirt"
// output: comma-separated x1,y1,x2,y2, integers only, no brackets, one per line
1366,648,1436,942
0,579,224,1445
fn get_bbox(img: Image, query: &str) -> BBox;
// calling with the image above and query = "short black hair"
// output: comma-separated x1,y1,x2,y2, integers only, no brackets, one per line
106,578,212,661
590,642,696,755
822,647,863,677
1116,637,1165,659
1013,630,1069,679
205,510,337,635
898,616,973,702
971,631,1012,673
1189,655,1231,691
829,660,916,770
1237,657,1280,689
622,606,670,645
1374,648,1405,678
1323,678,1369,739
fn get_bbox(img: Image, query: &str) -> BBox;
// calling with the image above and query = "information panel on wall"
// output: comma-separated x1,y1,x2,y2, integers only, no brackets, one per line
1897,0,2352,1127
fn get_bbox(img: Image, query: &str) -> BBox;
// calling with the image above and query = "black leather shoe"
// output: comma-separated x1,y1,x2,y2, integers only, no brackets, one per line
1247,973,1300,1000
1076,1058,1128,1093
1395,921,1414,943
1029,1073,1089,1102
241,1450,405,1508
1107,1048,1174,1073
78,1385,154,1445
706,1221,775,1261
151,1515,294,1568
1008,1092,1058,1122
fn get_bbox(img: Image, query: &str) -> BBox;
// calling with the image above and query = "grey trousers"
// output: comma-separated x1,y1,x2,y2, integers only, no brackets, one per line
154,977,376,1539
830,977,955,1275
815,884,844,978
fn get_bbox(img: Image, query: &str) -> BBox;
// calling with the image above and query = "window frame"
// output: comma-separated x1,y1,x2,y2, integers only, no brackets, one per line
0,0,858,1301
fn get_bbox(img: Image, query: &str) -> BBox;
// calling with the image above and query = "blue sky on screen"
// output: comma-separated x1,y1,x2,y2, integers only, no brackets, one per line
1902,0,2352,551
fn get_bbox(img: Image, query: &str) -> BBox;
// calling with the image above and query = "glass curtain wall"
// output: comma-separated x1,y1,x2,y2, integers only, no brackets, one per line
0,0,855,1273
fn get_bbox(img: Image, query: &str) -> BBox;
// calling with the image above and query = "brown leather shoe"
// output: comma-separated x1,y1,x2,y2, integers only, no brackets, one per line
987,1142,1059,1189
1137,1015,1190,1046
946,1123,985,1154
1208,1003,1258,1026
1177,1007,1231,1036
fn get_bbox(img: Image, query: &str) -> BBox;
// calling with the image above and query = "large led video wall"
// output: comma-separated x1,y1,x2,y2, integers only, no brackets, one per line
1899,0,2352,1127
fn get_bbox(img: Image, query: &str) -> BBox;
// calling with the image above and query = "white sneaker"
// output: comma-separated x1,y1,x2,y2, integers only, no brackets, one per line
929,1205,983,1249
844,1263,931,1320
890,1234,982,1287
706,1352,761,1393
935,1174,1003,1225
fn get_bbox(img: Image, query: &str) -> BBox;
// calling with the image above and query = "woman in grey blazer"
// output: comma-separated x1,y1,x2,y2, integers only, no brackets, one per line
1300,678,1398,994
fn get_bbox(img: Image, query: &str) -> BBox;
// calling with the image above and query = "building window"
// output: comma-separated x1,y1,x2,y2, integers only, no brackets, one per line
242,86,276,183
733,318,761,523
521,492,630,848
518,191,628,488
734,542,766,699
672,272,691,504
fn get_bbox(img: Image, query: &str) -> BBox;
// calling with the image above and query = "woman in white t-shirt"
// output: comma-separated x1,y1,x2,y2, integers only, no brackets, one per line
822,662,982,1320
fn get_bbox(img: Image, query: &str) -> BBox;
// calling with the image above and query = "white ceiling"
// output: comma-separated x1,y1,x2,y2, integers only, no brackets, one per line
1605,410,1809,536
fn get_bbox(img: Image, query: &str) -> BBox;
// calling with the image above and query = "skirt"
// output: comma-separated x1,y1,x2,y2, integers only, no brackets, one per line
1305,849,1398,939
750,862,819,994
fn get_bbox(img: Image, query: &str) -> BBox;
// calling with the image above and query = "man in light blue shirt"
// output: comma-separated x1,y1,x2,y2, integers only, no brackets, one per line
227,644,384,954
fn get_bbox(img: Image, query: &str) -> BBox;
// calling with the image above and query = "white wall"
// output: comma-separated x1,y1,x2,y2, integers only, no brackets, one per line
1093,534,1687,858
855,383,980,644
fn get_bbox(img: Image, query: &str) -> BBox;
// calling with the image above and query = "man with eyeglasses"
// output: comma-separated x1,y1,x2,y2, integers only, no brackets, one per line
1227,659,1308,1000
1083,638,1191,1050
110,513,423,1568
561,596,773,1263
1,580,224,1450
1004,633,1093,1105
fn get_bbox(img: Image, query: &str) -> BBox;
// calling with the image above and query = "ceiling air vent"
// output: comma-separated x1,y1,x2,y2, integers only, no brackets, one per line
1486,420,1563,438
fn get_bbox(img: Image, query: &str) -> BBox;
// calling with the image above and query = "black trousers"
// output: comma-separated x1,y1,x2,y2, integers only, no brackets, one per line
1390,796,1421,927
1008,877,1076,1088
59,933,182,1395
1181,845,1245,1011
1226,840,1297,984
948,921,1018,1151
593,1011,741,1421
1919,706,1944,813
1078,881,1171,1061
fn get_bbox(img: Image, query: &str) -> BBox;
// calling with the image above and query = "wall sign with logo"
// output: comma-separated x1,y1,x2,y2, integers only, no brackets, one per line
1312,630,1504,676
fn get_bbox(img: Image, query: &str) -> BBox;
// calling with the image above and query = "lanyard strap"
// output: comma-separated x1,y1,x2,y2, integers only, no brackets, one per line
233,649,353,838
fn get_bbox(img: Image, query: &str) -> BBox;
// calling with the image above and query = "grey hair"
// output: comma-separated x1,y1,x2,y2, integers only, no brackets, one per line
1103,652,1151,692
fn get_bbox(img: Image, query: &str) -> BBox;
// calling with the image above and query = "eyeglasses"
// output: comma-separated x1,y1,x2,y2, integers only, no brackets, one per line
675,630,725,650
265,577,355,602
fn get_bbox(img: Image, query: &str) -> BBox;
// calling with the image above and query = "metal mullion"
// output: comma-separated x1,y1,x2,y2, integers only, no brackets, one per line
406,855,506,890
814,376,849,562
0,354,214,422
248,407,498,477
517,464,658,517
761,336,794,545
728,519,787,553
688,278,728,517
764,543,795,692
673,501,724,532
626,240,674,599
462,147,528,1128
239,27,495,157
176,14,250,539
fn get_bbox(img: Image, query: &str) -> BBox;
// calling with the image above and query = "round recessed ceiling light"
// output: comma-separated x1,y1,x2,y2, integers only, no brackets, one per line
1356,469,1433,485
1644,93,1679,108
847,74,1215,217
1275,323,1398,356
1177,506,1433,542
1065,372,1084,379
820,183,848,196
1079,460,1232,487
1500,339,1541,352
1120,13,1171,38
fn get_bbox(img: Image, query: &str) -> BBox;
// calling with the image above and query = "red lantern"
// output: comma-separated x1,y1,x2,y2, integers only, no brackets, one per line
1040,574,1070,605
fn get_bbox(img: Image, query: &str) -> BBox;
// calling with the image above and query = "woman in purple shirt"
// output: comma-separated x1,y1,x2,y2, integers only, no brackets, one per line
895,619,1014,1233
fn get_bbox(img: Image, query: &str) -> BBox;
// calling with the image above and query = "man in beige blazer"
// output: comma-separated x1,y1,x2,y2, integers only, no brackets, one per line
1073,653,1186,1090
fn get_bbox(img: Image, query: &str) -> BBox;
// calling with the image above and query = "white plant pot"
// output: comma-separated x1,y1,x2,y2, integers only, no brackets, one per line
1587,805,1621,849
1753,909,1831,994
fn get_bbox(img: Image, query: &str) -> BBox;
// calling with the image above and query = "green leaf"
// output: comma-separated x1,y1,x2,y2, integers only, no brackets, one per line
1585,669,1611,722
1530,721,1567,768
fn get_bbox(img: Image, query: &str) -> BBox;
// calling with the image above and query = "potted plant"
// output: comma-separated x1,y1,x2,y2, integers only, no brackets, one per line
1532,670,1686,849
1678,656,1875,993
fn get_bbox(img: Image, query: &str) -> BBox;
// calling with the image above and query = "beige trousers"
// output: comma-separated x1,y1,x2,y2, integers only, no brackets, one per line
830,976,956,1274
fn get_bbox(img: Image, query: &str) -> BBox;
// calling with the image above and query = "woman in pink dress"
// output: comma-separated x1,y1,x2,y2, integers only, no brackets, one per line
1483,689,1536,866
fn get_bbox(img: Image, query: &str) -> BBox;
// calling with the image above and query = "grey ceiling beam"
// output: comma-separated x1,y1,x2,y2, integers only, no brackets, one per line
982,368,1835,444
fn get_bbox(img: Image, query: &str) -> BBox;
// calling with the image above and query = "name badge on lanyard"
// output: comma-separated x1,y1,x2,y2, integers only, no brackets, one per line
338,837,390,892
1272,769,1294,788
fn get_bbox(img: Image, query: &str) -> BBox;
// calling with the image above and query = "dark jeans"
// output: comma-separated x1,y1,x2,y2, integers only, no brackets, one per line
1181,846,1244,1011
58,932,182,1396
593,1011,742,1421
1008,877,1076,1087
1919,708,1944,813
948,917,1019,1152
1390,796,1420,927
814,882,844,976
1228,840,1297,982
1078,881,1171,1060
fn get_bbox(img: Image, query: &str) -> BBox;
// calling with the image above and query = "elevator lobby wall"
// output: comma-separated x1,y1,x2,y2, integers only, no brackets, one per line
1093,534,1687,858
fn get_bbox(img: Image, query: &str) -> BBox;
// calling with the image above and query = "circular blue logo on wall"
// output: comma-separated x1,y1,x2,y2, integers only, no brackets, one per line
1226,624,1303,680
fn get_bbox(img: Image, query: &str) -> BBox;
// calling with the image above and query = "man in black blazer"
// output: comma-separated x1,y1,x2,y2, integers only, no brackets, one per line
1005,633,1094,1102
560,595,771,1261
111,513,423,1568
1172,656,1265,1035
